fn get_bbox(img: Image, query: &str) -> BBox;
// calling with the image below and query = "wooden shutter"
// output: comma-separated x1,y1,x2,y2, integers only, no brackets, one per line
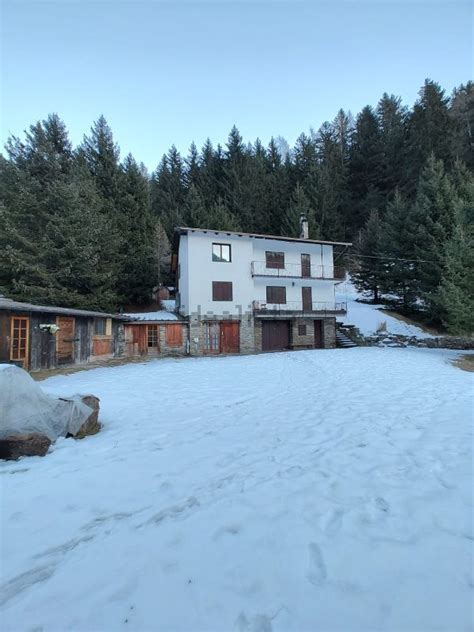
266,286,286,304
265,251,285,269
212,281,233,301
165,324,183,347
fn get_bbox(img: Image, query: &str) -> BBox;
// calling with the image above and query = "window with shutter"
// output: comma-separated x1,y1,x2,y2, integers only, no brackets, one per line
212,281,233,301
265,251,285,269
266,286,286,304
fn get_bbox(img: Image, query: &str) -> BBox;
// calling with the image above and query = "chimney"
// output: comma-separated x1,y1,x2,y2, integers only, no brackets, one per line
300,214,308,239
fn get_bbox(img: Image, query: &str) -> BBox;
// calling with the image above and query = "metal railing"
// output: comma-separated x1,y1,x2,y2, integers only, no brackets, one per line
252,300,347,314
251,261,345,280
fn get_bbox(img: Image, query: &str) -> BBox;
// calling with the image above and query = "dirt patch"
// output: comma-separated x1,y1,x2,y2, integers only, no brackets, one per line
452,355,474,372
32,356,154,381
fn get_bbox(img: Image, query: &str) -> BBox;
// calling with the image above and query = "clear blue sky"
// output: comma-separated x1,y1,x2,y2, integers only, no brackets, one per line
1,0,472,170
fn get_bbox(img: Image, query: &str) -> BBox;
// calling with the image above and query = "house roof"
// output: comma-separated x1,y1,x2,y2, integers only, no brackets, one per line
174,226,352,248
0,297,123,319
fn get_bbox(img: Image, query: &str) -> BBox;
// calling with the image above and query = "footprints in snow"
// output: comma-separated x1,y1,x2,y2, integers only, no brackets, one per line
306,542,328,586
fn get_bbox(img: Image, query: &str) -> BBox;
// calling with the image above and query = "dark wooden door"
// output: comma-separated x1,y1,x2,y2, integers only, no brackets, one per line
56,317,75,364
302,286,312,312
262,320,290,352
301,253,311,278
314,320,324,348
220,322,240,353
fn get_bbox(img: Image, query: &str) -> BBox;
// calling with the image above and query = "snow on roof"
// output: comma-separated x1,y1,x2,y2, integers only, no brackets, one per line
122,310,179,322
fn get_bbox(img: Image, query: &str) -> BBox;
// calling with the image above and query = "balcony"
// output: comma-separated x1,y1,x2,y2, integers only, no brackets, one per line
251,261,345,280
253,300,347,316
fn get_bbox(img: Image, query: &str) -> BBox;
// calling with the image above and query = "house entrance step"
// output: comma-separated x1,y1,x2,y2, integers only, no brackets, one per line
335,329,358,349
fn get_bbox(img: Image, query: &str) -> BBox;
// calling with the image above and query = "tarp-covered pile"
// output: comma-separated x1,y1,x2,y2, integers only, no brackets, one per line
0,364,92,441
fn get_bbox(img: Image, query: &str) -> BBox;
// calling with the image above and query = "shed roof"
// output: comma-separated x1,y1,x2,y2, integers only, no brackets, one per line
0,297,123,319
122,310,181,323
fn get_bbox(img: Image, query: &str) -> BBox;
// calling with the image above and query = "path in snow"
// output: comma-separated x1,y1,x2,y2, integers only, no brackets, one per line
1,348,473,631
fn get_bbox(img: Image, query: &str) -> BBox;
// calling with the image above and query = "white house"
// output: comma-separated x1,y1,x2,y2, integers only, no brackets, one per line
173,218,351,354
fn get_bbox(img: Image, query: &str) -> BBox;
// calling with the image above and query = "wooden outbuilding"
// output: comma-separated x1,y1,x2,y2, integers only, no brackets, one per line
123,311,187,357
0,297,125,372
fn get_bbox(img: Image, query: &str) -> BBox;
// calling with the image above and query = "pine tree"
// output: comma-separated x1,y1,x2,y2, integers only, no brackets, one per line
376,93,408,197
282,183,318,238
0,118,120,309
116,155,157,305
183,183,207,227
381,190,418,309
449,81,474,170
436,208,474,335
349,106,384,231
351,209,385,302
406,79,453,188
410,154,456,319
207,198,240,231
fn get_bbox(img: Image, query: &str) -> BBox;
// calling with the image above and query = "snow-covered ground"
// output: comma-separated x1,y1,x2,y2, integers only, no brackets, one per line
337,281,435,338
1,348,473,631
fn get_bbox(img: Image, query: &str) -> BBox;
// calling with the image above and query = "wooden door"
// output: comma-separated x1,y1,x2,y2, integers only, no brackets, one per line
220,322,240,353
56,317,75,364
314,320,324,348
10,317,29,368
302,286,312,312
301,253,311,278
262,320,290,351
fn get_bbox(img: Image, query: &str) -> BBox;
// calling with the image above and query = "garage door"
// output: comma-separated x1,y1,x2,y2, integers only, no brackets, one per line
262,320,291,352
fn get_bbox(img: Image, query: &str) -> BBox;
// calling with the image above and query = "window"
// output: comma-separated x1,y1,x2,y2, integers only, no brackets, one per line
147,324,158,348
212,243,231,262
212,281,233,301
10,317,29,363
298,324,307,336
266,286,286,304
166,324,183,347
266,251,285,269
94,318,106,335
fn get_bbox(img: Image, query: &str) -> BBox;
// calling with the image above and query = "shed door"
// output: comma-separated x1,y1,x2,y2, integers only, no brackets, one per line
56,317,75,364
10,317,29,368
314,320,324,349
262,320,290,352
220,322,240,353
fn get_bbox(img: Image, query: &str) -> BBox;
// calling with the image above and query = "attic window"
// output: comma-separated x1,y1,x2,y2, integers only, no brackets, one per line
212,243,231,263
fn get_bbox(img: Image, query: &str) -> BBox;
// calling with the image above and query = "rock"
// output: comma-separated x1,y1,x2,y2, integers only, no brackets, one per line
72,395,101,439
0,434,51,460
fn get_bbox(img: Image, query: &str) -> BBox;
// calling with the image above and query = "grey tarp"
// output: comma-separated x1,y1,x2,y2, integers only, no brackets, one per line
0,364,92,441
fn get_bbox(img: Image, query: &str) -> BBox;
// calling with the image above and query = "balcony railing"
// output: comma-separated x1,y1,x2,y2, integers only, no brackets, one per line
251,261,345,280
253,300,347,315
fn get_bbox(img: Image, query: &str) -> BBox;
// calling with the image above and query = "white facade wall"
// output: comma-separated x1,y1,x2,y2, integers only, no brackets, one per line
177,230,339,317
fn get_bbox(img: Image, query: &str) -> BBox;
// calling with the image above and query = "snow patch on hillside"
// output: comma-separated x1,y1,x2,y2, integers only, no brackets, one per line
337,281,435,338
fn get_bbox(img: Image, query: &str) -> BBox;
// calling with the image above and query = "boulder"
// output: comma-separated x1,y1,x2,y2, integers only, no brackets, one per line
72,395,101,439
0,434,51,460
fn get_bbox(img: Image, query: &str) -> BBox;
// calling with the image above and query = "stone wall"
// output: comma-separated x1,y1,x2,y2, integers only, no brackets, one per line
323,318,336,348
187,313,256,356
